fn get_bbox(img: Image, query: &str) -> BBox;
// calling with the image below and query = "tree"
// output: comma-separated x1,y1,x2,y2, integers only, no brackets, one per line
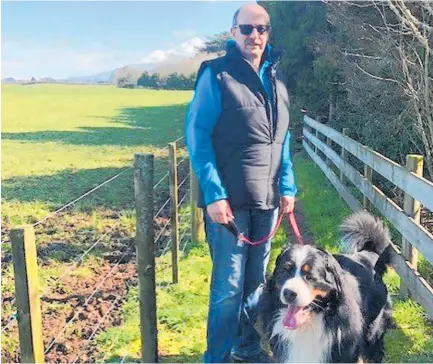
260,0,433,179
259,1,333,131
201,32,232,54
137,71,160,88
117,75,135,88
321,1,433,178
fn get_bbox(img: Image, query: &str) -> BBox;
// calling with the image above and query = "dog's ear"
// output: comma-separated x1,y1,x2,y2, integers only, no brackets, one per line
324,254,343,298
273,246,289,273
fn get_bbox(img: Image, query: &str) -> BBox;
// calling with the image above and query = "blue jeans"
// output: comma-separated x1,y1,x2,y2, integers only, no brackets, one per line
203,207,279,363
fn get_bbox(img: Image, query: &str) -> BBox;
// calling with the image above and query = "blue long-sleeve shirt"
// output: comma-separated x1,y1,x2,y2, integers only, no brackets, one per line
185,62,297,207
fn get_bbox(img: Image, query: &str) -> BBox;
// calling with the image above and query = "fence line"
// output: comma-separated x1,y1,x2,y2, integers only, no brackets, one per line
302,114,433,319
3,135,198,363
154,197,171,220
178,172,190,191
154,172,169,190
33,168,132,228
304,115,433,212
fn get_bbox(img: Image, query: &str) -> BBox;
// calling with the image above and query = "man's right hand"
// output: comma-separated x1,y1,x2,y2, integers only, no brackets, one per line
207,199,234,224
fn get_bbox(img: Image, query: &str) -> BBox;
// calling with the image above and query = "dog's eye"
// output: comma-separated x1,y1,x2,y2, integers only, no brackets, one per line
303,272,313,281
301,264,311,273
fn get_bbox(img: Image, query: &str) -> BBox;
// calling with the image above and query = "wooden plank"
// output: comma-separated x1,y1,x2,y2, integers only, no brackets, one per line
363,164,373,211
134,154,158,363
302,140,362,213
303,128,433,264
326,136,332,166
304,115,433,212
340,128,349,184
390,244,433,319
169,142,179,283
401,155,423,270
190,163,205,242
400,155,423,298
10,225,44,363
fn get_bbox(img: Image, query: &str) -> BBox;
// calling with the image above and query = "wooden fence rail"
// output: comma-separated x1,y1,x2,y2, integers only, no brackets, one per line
302,115,433,319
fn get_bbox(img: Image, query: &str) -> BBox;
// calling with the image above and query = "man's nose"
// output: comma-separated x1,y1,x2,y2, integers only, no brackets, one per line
249,27,259,38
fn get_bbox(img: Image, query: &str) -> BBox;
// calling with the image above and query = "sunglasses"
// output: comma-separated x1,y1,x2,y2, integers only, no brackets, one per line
234,24,271,36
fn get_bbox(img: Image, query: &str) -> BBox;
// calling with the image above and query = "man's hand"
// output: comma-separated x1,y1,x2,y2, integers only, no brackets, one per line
280,196,296,214
207,199,234,224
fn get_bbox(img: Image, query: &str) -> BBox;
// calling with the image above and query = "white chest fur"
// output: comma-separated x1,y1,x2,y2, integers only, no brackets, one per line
270,309,333,363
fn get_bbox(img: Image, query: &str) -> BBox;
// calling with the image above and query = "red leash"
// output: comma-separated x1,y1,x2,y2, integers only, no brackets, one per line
224,211,304,246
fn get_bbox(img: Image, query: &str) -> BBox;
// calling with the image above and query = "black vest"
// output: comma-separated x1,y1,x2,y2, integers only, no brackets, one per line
197,42,290,210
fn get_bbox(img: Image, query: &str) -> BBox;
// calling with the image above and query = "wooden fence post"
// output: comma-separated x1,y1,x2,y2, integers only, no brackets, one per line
190,162,205,243
134,154,158,363
325,137,332,166
340,128,349,184
10,225,44,364
314,116,322,155
399,154,424,298
168,143,179,283
363,164,373,211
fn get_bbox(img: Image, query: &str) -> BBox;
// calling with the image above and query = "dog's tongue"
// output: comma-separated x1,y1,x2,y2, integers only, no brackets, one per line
283,305,307,330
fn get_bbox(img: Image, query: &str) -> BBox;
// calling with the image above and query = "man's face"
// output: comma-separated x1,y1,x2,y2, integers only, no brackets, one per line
231,8,270,60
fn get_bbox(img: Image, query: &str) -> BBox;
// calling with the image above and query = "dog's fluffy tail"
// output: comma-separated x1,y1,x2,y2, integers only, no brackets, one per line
340,212,392,274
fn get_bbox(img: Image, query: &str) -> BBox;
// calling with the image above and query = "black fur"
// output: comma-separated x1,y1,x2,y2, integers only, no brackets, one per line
257,212,394,363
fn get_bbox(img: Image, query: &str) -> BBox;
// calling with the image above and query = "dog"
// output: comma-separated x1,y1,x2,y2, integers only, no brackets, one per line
257,211,393,363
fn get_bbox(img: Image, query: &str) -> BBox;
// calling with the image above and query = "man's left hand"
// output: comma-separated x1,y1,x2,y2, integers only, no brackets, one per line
280,196,296,213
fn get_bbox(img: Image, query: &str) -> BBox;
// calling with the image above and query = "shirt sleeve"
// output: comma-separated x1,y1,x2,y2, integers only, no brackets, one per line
185,67,228,206
279,130,298,197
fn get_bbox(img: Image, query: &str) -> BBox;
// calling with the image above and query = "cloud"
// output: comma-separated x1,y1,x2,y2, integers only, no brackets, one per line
135,37,205,64
2,37,205,79
137,50,168,64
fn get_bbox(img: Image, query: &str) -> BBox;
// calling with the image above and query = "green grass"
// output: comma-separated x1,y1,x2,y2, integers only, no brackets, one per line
94,217,290,363
96,152,433,363
295,152,433,362
1,84,192,360
2,84,432,362
2,84,191,226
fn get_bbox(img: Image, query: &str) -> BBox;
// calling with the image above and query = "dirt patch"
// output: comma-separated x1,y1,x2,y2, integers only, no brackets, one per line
2,257,137,363
1,158,190,363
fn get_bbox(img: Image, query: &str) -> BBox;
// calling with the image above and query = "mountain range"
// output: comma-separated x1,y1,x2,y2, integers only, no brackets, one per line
2,51,220,85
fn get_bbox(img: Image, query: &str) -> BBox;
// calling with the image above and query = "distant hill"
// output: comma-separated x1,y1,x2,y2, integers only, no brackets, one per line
150,52,220,77
61,70,115,84
2,77,17,84
2,51,222,86
87,51,220,85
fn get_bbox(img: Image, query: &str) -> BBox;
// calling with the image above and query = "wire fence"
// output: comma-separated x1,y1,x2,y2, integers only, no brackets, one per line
1,136,201,363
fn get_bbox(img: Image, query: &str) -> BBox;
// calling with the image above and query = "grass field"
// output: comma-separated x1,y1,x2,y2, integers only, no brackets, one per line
2,84,191,225
2,84,432,363
1,84,192,362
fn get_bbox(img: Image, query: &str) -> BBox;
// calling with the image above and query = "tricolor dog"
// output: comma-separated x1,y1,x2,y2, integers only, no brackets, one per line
257,212,393,363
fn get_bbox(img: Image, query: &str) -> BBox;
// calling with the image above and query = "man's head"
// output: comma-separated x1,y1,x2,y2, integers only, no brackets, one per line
231,4,271,61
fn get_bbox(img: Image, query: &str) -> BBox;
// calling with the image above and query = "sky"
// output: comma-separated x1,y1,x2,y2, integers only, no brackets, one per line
2,1,254,79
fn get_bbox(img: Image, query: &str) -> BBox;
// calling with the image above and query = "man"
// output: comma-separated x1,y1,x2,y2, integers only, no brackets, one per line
185,4,297,363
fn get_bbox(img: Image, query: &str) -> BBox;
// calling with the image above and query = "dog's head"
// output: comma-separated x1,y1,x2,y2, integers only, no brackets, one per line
270,244,342,330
